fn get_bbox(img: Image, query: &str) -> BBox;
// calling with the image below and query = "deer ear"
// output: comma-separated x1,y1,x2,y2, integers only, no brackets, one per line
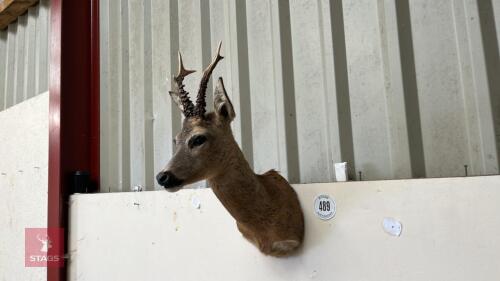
213,77,235,122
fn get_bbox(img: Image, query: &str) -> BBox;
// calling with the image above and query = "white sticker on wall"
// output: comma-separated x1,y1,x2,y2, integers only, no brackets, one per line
314,195,336,220
382,217,402,236
191,196,201,209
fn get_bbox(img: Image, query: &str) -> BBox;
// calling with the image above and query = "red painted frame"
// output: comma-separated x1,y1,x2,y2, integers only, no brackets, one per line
48,0,99,280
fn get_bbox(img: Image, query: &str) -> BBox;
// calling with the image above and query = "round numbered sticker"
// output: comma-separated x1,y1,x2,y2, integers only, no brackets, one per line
314,194,336,220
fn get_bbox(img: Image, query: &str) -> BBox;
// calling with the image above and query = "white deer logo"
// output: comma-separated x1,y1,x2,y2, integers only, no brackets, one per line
36,234,52,253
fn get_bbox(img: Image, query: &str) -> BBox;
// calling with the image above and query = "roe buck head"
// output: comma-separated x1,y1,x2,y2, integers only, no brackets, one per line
156,42,236,191
156,42,304,257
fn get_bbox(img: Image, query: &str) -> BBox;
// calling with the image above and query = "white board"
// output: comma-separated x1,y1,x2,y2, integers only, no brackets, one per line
69,175,500,281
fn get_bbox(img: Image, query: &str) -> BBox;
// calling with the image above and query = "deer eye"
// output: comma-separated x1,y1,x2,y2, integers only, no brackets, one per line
188,135,207,148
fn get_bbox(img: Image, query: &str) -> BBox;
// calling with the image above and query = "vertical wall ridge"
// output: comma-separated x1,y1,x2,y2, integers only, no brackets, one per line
36,0,49,96
150,0,180,189
4,25,17,108
120,0,131,191
200,0,213,109
247,0,282,174
233,0,254,167
277,0,299,183
0,31,6,110
477,0,500,168
168,0,181,154
128,0,147,190
330,0,356,179
376,0,413,179
23,8,36,100
17,14,27,103
395,0,426,178
13,13,26,105
450,0,497,175
317,0,335,181
100,0,110,192
143,0,155,190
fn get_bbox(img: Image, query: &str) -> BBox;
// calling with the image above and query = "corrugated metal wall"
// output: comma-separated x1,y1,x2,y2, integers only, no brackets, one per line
100,0,500,192
0,0,50,111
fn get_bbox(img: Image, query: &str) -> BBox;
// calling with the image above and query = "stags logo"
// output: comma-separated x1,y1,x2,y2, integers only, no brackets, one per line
25,228,64,267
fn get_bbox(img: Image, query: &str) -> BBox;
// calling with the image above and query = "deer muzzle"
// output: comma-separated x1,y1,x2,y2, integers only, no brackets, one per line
156,171,183,190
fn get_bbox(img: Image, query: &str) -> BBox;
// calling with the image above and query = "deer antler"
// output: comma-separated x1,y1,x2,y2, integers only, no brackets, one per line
195,41,224,117
170,52,196,117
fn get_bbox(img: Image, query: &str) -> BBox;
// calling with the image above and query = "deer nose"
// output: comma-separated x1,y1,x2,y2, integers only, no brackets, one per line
156,171,183,189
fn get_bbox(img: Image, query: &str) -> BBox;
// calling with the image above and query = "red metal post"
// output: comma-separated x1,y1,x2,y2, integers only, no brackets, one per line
48,0,99,280
90,0,100,186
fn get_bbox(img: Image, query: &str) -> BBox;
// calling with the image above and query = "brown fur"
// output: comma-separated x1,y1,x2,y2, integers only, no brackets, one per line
209,167,304,257
162,78,304,257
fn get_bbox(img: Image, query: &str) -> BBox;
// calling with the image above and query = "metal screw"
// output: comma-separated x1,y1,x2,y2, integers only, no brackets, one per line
358,171,362,181
464,165,468,177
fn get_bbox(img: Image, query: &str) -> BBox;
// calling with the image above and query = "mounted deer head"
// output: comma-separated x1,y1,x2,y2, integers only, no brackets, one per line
156,42,235,191
157,42,304,257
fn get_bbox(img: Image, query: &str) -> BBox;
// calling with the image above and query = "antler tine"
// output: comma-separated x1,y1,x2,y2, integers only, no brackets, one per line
176,51,196,78
195,41,224,117
172,51,196,117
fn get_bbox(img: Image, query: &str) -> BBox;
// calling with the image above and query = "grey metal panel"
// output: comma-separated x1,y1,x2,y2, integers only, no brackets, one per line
289,0,340,182
453,0,498,175
36,0,50,97
246,0,288,177
0,30,6,109
0,1,50,111
24,7,37,100
4,24,17,109
410,0,469,177
210,0,254,172
100,0,126,192
150,0,178,190
127,0,147,190
100,0,500,191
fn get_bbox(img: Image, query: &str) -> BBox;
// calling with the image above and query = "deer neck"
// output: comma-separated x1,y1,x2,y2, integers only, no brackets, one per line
207,139,266,224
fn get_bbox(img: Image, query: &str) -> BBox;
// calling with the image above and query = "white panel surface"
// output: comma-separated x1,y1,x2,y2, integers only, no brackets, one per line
69,175,500,281
0,92,49,281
